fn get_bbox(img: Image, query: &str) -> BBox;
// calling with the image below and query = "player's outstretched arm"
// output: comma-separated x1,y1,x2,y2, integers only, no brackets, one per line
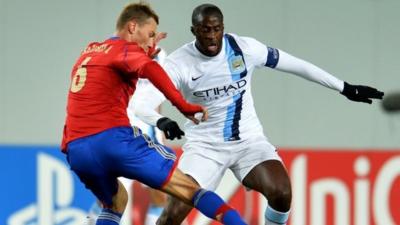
273,49,384,103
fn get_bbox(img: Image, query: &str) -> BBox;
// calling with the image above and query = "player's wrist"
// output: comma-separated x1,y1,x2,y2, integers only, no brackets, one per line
340,81,352,95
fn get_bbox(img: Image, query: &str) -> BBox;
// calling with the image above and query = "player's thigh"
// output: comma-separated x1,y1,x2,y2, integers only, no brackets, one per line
66,136,119,206
179,143,227,191
230,136,288,192
116,129,177,190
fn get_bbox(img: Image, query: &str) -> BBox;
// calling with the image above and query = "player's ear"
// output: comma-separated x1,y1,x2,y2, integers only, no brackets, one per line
128,20,137,34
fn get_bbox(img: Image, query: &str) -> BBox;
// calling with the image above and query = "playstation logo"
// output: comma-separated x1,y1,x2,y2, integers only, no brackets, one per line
8,153,88,225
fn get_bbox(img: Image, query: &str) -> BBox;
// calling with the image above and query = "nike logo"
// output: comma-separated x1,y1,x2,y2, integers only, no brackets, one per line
191,75,203,81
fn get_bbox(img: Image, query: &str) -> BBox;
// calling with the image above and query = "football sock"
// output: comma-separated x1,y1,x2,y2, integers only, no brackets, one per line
264,204,289,225
96,208,122,225
192,188,247,225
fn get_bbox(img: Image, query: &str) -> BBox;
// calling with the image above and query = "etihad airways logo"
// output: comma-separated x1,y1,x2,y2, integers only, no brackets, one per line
193,79,247,100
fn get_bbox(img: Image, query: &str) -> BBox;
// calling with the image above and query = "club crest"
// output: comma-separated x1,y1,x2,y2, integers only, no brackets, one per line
229,55,245,74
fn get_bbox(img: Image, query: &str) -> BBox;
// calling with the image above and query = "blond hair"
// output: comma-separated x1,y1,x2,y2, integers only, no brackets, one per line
116,2,159,31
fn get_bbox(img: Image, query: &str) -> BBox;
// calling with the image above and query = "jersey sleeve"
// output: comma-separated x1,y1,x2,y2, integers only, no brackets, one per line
162,58,183,90
239,35,343,91
239,37,273,67
128,79,166,126
275,49,344,91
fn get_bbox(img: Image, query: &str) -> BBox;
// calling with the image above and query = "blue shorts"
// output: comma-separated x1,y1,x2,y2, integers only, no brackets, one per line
66,126,177,206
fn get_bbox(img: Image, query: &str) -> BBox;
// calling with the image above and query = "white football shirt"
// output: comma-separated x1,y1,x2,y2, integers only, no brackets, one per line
163,33,273,143
135,33,344,144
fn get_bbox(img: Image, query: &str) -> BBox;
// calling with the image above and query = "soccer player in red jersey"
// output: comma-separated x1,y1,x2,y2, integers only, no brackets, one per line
61,3,247,225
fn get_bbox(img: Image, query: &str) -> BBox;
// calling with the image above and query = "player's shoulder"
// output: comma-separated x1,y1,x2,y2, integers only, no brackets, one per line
226,33,264,50
166,41,197,64
104,38,145,54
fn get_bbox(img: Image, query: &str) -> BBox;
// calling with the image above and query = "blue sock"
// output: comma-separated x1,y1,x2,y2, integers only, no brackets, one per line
192,189,247,225
222,209,246,225
96,208,122,225
265,204,289,225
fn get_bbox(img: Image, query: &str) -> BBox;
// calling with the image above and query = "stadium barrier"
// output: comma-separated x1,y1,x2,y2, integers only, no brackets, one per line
1,146,399,225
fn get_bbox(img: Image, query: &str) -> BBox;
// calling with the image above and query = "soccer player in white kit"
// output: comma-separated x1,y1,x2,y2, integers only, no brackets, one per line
134,4,384,225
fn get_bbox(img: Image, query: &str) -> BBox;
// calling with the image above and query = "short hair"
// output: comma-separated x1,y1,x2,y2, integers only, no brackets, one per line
116,2,159,31
191,3,223,26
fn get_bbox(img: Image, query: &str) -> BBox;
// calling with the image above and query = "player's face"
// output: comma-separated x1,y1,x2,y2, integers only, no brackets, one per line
192,15,224,57
133,18,157,53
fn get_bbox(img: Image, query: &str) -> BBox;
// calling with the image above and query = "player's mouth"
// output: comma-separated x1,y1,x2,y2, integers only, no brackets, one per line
207,43,219,53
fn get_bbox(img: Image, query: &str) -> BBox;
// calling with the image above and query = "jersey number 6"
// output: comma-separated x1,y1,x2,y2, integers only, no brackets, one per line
70,57,92,93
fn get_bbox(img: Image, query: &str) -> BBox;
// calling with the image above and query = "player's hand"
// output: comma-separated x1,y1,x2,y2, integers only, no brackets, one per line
185,106,208,125
156,117,184,140
341,82,384,104
155,32,167,45
148,32,167,59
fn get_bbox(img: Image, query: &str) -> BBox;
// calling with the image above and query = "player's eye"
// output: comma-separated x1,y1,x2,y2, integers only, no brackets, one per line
201,27,211,33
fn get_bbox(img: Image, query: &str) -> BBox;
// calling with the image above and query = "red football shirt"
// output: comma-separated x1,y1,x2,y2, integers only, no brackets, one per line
61,37,200,151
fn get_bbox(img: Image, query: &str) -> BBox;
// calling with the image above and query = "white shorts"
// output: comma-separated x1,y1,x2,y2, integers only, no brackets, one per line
178,135,282,191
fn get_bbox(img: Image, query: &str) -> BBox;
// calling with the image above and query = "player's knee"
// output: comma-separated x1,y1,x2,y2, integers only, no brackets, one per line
266,183,292,212
156,200,189,225
171,200,189,215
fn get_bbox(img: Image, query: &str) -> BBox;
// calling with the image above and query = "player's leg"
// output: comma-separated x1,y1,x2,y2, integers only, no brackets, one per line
82,181,128,225
145,126,168,225
156,173,199,225
233,136,291,225
157,143,230,225
86,178,132,225
119,178,134,225
66,130,130,225
242,160,291,225
119,130,246,225
156,195,192,225
161,167,246,225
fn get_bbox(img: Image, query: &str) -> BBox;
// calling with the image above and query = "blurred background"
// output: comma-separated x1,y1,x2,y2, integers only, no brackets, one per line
0,0,399,225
